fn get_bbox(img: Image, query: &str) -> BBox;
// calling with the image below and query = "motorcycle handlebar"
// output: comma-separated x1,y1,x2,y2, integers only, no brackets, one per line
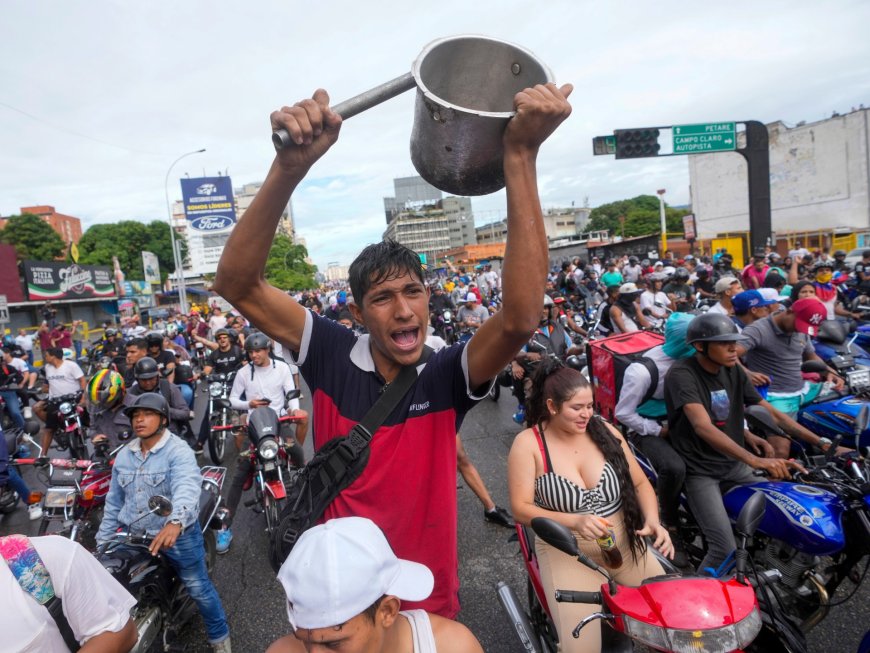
555,590,601,604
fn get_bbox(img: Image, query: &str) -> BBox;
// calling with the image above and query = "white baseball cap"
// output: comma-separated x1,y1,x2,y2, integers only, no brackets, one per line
465,293,477,302
277,517,434,630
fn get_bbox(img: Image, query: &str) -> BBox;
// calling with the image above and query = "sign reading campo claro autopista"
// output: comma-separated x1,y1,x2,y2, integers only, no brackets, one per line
672,122,737,154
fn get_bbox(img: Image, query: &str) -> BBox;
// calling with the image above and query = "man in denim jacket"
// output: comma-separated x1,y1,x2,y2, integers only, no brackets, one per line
97,393,231,652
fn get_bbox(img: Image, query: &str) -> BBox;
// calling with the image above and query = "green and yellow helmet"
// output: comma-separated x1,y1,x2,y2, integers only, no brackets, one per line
87,369,125,410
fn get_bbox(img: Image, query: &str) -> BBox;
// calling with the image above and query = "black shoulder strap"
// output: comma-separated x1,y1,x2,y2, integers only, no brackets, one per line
639,357,659,405
356,345,433,442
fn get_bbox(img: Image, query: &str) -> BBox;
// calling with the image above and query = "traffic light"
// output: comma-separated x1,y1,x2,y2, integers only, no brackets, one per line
614,128,661,159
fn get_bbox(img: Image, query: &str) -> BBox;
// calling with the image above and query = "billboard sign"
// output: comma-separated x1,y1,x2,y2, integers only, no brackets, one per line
180,176,236,232
23,261,116,301
682,213,697,241
142,251,161,284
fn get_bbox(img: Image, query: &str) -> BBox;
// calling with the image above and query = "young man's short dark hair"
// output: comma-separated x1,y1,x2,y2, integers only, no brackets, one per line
45,347,63,360
348,240,424,305
126,337,147,351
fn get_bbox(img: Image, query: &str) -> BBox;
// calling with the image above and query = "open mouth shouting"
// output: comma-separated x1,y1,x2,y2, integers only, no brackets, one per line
391,326,420,352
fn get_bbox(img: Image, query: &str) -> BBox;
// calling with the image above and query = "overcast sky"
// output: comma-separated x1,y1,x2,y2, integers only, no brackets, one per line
3,1,869,269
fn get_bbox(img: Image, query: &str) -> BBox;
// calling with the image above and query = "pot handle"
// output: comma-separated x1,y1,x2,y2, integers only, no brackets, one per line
272,72,416,150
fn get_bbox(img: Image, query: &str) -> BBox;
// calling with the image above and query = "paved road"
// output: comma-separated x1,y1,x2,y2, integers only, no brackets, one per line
3,383,868,652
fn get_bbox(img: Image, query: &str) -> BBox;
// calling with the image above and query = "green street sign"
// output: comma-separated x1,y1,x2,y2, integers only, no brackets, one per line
672,122,736,154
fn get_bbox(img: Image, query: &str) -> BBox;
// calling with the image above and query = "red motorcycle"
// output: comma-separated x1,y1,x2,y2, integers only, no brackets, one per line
240,398,304,570
19,438,119,550
498,495,768,653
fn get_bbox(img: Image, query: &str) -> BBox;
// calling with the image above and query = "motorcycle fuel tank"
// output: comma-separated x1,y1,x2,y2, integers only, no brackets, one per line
798,395,870,449
724,483,846,556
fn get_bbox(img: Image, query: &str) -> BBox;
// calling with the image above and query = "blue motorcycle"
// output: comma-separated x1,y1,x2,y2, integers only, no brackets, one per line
797,360,870,450
633,404,870,650
813,320,870,377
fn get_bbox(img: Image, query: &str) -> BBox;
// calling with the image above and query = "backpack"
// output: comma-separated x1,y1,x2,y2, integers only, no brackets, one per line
0,535,80,651
587,331,665,424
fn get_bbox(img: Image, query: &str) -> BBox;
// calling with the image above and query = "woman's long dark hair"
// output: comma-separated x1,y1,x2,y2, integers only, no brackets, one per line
526,358,647,562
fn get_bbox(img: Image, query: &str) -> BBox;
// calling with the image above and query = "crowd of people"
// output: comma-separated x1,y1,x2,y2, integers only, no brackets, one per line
1,78,866,653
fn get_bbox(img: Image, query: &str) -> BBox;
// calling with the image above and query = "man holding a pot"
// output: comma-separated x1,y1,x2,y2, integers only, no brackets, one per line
214,82,572,618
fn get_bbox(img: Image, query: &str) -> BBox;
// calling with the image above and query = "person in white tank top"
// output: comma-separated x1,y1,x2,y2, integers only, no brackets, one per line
268,517,483,653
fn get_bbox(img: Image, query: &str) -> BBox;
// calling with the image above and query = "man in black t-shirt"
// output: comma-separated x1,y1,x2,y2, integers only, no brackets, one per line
854,250,870,291
664,313,805,573
146,332,176,383
193,328,245,454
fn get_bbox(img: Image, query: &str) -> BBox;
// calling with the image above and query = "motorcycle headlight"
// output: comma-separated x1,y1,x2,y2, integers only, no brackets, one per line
58,402,73,415
623,607,761,653
443,310,452,320
258,438,279,460
209,383,223,397
44,488,77,509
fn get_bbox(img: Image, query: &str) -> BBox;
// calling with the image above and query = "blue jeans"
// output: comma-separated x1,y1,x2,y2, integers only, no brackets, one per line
0,390,25,430
161,526,229,643
5,467,32,503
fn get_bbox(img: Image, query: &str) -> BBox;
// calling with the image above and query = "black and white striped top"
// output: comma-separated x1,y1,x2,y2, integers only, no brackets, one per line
532,424,623,517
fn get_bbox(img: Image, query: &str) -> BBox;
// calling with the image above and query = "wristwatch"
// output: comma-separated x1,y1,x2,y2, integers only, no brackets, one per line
818,437,832,450
168,518,183,528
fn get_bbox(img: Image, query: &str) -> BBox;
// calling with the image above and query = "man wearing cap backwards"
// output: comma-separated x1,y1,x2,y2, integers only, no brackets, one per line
97,393,231,652
664,313,810,573
737,298,849,456
707,277,742,316
269,517,483,653
215,83,573,617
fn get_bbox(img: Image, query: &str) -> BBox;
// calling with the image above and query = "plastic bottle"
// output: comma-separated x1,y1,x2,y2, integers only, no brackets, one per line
596,527,623,569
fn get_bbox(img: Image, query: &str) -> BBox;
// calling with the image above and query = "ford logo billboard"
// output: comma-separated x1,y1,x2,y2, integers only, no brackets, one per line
190,215,234,232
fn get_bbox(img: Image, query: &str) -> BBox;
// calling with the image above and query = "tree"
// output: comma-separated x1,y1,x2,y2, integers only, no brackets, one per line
264,235,317,290
77,220,185,281
0,213,66,261
584,195,689,239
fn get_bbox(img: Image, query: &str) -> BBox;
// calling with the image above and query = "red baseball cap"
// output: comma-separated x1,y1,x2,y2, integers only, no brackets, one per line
790,298,826,336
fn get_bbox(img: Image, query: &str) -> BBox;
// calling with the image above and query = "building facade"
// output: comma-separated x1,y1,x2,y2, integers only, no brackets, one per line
689,108,870,238
0,205,83,245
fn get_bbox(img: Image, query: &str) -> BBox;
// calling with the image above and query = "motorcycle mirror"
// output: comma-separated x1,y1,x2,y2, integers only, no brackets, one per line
23,418,41,436
566,355,587,371
285,389,301,401
736,491,767,538
531,517,580,557
801,360,829,375
641,308,652,316
147,495,173,517
744,405,785,437
856,405,870,435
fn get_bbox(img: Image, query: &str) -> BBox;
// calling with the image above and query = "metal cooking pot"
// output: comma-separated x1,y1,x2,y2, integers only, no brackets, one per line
272,34,554,196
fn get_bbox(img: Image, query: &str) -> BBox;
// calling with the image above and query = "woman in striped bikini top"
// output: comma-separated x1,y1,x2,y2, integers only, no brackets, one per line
507,360,674,561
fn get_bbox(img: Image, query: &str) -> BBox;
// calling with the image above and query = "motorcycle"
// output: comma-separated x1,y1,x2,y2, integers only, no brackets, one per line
97,468,227,652
203,371,236,464
45,391,89,460
0,384,39,434
432,308,457,345
797,360,870,450
812,321,870,382
497,496,768,652
0,420,41,514
242,396,302,571
193,341,208,371
633,403,870,651
29,438,121,549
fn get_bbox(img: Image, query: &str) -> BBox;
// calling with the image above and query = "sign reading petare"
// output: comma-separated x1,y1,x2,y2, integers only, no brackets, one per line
672,122,736,154
180,176,237,232
23,261,116,301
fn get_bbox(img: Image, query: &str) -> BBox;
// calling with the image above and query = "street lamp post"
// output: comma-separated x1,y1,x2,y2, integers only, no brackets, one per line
656,189,667,258
164,149,206,314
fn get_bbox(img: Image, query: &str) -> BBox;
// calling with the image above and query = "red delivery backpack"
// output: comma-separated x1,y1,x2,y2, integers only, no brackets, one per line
587,331,664,423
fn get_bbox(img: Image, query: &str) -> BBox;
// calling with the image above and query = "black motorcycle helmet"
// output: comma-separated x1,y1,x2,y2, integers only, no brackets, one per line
673,268,690,282
686,313,743,344
628,256,639,265
244,332,270,351
812,260,833,272
145,332,163,348
834,249,847,258
123,392,170,421
133,356,160,380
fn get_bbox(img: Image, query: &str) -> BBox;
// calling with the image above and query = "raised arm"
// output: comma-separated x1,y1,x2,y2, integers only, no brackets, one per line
214,90,342,351
466,83,573,388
